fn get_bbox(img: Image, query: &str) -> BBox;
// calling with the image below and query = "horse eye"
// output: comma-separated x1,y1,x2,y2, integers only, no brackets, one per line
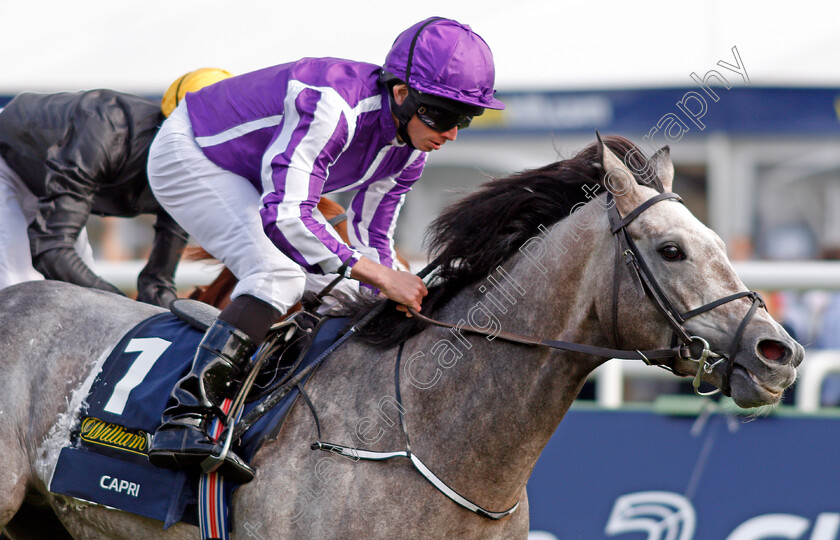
658,244,686,261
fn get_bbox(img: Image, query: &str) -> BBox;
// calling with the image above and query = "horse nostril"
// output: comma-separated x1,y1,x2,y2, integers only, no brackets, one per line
757,339,788,363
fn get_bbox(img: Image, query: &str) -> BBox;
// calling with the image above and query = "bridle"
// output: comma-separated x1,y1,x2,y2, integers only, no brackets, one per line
409,190,767,396
605,191,766,394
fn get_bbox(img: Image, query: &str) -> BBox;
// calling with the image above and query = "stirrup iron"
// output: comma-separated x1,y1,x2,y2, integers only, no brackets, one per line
200,326,278,473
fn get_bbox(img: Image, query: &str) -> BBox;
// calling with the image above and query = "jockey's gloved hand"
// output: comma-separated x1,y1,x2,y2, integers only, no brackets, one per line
135,212,189,308
33,248,125,296
136,277,177,308
29,193,124,295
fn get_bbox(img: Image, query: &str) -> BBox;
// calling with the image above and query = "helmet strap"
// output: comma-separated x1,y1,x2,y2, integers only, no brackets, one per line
387,83,420,149
383,17,447,149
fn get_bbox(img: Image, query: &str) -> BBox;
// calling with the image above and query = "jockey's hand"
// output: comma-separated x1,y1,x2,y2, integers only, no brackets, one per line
380,268,428,313
350,257,427,313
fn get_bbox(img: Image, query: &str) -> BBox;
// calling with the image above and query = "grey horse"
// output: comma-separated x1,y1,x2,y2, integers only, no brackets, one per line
0,136,803,539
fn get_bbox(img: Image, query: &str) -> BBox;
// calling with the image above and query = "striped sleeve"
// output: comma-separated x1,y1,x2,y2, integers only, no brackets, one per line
259,81,362,275
346,151,426,274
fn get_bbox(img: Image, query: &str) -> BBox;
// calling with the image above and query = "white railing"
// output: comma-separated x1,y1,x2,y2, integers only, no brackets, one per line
591,361,677,409
590,351,840,411
732,261,840,291
96,259,223,290
794,350,840,412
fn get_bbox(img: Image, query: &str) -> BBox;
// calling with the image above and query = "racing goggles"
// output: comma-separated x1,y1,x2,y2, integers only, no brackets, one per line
415,104,473,132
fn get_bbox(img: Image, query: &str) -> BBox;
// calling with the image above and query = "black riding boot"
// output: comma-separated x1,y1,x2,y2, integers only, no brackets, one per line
149,319,257,483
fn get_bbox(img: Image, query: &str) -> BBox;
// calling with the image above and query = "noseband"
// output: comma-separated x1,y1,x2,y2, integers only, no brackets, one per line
410,191,766,396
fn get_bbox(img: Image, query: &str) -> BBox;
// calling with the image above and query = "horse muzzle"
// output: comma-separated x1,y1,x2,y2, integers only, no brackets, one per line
725,333,803,407
698,330,803,408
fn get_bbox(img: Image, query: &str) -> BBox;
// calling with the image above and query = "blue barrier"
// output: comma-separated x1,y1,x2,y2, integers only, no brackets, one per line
527,404,840,539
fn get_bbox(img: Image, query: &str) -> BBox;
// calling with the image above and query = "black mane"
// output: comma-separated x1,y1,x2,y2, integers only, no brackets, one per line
342,135,663,347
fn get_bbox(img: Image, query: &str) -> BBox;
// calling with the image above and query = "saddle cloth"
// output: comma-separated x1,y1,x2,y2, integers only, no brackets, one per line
48,309,348,529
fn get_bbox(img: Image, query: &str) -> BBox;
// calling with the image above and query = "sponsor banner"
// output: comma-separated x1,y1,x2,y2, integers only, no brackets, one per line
468,87,840,136
80,417,150,456
527,408,840,540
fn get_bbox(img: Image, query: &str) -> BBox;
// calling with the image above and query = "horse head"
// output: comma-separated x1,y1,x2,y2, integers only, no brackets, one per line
598,137,804,408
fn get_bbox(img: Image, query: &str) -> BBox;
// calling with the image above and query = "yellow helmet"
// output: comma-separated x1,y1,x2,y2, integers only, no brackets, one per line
161,68,233,117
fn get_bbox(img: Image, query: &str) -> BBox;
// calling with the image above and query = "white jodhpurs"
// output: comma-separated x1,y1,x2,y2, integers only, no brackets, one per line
147,102,357,314
0,155,96,291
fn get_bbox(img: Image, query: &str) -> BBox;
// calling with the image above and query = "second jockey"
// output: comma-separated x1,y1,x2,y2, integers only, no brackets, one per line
0,68,231,306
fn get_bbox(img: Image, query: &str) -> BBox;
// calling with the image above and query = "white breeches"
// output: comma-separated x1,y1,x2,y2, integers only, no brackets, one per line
0,155,95,290
147,102,357,314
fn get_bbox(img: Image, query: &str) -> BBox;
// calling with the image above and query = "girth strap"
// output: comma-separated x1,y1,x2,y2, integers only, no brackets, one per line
311,442,520,520
312,342,520,520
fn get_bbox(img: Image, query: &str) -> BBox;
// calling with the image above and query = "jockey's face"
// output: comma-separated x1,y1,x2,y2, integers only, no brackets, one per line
391,84,458,152
406,114,458,152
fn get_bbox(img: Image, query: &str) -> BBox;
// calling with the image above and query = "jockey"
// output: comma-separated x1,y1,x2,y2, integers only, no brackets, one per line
146,16,505,482
0,68,232,307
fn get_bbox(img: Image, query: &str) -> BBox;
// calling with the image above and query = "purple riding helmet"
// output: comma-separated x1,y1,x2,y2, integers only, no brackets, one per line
381,17,505,148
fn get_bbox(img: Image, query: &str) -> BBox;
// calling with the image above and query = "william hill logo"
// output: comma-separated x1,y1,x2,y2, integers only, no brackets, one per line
80,417,149,456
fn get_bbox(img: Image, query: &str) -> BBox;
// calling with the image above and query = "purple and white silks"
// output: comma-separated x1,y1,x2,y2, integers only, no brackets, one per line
185,58,426,276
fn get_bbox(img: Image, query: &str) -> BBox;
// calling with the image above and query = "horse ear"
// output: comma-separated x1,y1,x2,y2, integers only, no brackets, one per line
596,133,646,215
650,145,674,192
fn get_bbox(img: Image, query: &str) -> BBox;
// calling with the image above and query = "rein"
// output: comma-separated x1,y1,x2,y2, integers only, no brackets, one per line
405,308,693,362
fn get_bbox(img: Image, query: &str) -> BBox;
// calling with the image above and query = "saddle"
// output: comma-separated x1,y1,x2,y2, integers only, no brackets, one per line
48,298,348,529
169,297,323,400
